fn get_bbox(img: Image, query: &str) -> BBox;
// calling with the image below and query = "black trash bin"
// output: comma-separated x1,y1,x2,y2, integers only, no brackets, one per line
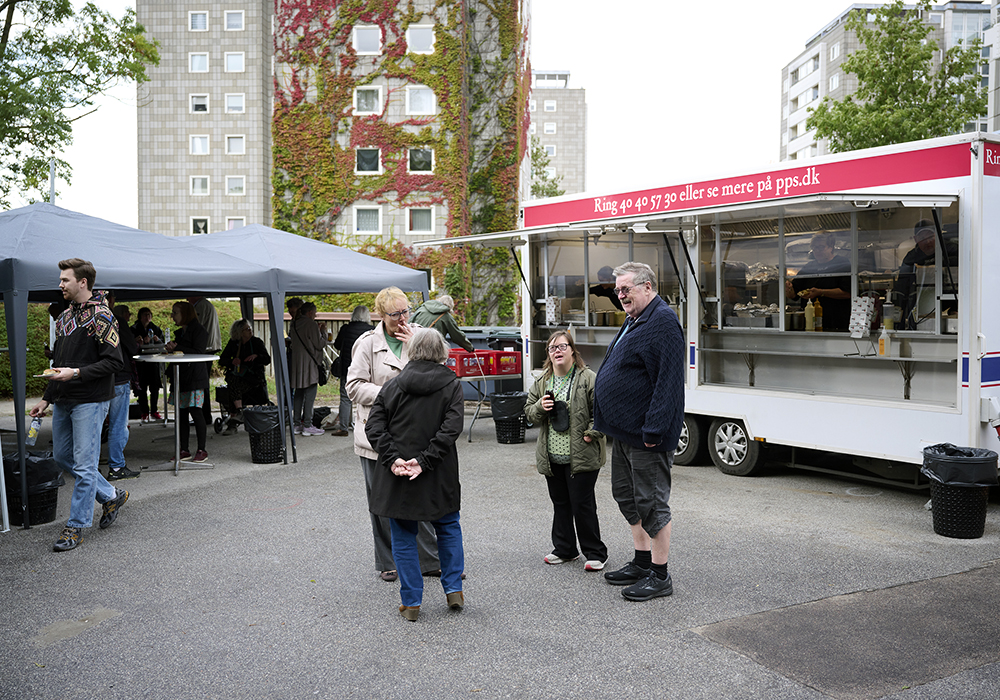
490,392,528,444
921,443,998,539
242,406,283,464
3,452,65,526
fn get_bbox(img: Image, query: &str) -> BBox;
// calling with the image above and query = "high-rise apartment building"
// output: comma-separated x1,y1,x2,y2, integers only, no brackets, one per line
528,70,587,196
781,1,992,162
986,0,1000,130
137,1,273,236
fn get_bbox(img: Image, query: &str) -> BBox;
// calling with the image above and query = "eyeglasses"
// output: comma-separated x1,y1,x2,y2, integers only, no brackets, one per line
385,307,412,320
547,343,570,354
614,282,647,297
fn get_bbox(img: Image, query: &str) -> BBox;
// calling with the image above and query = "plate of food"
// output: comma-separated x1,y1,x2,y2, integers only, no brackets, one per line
34,368,60,378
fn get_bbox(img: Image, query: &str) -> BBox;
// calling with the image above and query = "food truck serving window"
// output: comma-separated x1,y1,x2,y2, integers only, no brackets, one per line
698,198,959,335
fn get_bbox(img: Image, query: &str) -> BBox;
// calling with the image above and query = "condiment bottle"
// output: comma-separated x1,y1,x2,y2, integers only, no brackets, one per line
882,301,895,330
804,300,815,331
879,326,892,357
813,298,823,331
26,416,41,446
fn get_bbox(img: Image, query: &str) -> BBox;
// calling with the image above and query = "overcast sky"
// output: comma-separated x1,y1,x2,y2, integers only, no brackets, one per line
43,0,859,228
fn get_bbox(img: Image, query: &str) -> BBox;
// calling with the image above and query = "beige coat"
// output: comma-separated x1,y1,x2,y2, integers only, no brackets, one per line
289,315,324,389
345,321,412,460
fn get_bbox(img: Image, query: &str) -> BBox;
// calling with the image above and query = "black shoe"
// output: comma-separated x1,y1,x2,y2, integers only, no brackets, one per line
107,466,140,481
99,488,129,529
53,526,81,552
622,571,673,601
604,561,650,586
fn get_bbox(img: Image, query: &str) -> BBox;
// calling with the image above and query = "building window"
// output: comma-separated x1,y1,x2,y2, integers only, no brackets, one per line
544,167,557,180
354,86,382,115
406,86,436,115
812,86,819,101
189,53,208,73
543,100,556,112
830,42,840,61
354,206,380,233
225,52,245,73
226,135,246,155
190,135,209,155
407,25,434,54
544,144,556,157
408,148,433,173
189,11,207,31
812,55,819,72
353,26,381,55
409,207,433,233
190,94,209,113
190,176,209,196
227,217,246,230
225,93,245,113
829,73,839,91
356,148,381,174
543,122,557,134
529,99,536,112
528,122,536,135
191,217,209,235
226,176,245,195
225,11,244,31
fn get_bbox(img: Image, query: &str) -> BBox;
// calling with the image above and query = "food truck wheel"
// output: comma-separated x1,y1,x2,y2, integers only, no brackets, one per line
709,418,765,476
674,415,708,466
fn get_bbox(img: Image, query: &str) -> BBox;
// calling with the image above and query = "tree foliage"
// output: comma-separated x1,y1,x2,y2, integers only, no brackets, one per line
806,0,985,153
0,0,159,207
530,136,564,199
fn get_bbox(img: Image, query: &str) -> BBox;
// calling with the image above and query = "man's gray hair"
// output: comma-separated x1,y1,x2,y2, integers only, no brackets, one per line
613,261,657,288
437,294,455,311
351,305,371,323
408,327,449,364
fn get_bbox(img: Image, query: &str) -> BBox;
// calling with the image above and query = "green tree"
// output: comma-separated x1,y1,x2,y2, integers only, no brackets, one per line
806,0,985,153
0,0,159,207
530,136,564,199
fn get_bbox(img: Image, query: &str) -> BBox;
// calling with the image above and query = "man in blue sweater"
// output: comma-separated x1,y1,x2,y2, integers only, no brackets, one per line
593,262,685,601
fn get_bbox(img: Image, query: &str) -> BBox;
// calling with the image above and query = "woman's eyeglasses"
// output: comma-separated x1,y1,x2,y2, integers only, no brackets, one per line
547,343,570,354
385,307,412,320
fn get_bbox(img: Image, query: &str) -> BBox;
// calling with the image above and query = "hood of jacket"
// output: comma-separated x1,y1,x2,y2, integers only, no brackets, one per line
419,299,450,315
395,360,456,396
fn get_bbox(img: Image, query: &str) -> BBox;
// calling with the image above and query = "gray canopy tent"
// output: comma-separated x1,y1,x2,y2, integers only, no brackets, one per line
1,205,428,530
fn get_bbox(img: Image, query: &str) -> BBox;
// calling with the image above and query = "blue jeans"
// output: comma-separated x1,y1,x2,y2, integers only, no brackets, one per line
390,511,464,607
107,383,131,470
52,400,115,528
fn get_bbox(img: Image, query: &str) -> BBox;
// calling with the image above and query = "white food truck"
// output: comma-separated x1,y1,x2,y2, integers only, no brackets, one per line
424,133,1000,487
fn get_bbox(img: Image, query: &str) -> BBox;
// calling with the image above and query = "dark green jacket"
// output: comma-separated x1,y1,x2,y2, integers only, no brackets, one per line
525,367,606,476
411,300,474,352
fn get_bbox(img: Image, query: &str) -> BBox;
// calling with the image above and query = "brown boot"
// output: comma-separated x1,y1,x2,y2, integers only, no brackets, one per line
399,605,420,622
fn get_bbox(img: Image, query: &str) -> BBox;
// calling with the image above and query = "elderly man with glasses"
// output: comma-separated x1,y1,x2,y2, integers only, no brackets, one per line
593,261,685,601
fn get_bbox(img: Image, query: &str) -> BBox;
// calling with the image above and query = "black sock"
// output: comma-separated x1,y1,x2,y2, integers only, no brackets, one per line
634,550,652,569
650,562,669,580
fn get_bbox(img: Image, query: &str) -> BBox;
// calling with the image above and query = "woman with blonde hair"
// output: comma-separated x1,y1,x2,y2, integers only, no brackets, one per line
525,330,608,571
346,287,440,582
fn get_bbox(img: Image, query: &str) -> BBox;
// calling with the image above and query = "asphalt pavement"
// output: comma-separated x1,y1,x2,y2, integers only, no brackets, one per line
2,401,999,700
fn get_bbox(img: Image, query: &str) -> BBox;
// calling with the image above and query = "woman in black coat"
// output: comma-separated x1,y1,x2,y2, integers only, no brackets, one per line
366,328,465,622
165,301,210,462
218,319,271,434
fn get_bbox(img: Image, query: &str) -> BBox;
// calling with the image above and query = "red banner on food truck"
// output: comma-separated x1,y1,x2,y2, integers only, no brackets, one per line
523,143,971,228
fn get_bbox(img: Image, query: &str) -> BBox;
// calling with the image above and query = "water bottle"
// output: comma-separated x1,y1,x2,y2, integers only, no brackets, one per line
165,328,171,344
26,416,41,446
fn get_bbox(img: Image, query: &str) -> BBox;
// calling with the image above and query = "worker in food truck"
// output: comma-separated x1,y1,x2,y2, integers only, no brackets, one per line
784,232,852,331
589,266,624,311
894,219,958,331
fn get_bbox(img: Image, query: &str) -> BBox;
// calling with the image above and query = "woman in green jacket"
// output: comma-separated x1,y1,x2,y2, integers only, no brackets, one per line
525,331,608,571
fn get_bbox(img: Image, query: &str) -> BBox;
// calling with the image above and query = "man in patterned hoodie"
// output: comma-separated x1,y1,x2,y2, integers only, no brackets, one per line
30,259,126,551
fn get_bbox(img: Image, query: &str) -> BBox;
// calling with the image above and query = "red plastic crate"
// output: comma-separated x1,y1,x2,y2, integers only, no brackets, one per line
447,349,493,377
491,350,521,375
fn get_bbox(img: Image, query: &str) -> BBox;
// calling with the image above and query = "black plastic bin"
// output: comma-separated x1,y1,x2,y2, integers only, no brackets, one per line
3,452,65,526
921,443,998,539
490,392,528,444
242,406,283,464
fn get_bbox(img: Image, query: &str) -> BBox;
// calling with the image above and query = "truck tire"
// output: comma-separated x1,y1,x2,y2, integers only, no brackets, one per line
674,414,708,466
709,418,765,476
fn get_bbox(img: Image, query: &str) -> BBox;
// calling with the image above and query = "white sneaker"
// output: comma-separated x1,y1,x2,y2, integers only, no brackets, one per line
584,559,608,571
302,425,324,436
543,553,579,565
